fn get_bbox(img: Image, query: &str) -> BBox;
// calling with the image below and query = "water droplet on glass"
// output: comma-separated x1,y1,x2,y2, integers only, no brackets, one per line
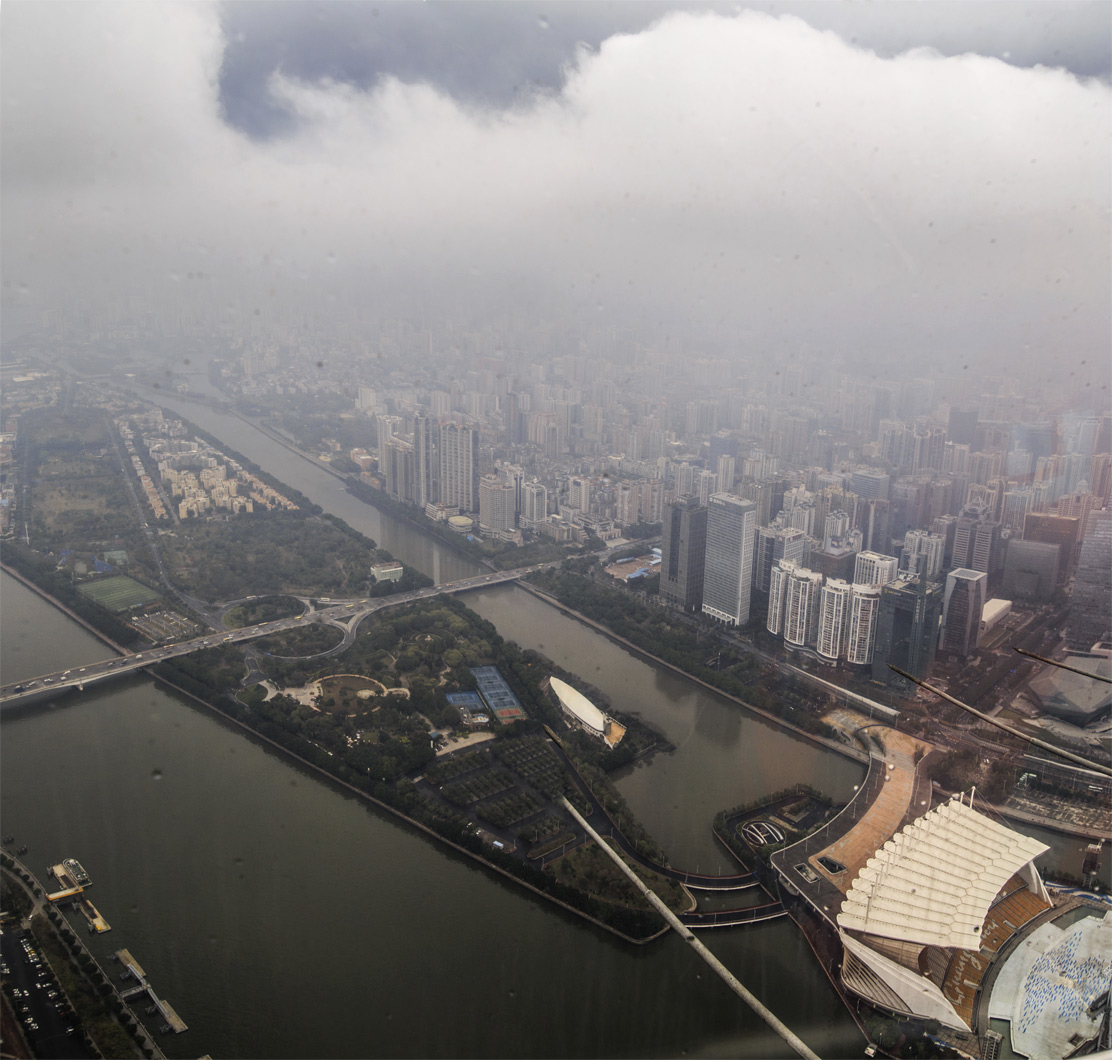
537,15,549,30
150,768,163,780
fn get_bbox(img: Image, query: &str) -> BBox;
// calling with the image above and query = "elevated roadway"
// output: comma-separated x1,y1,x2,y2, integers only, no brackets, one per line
0,565,550,707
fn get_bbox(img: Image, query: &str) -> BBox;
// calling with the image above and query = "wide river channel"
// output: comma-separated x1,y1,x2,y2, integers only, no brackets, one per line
0,389,1094,1059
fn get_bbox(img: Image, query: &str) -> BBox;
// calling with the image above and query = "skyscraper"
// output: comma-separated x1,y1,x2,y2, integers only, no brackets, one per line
439,423,478,512
754,525,807,593
817,579,852,661
660,498,708,612
783,565,824,648
701,493,757,626
845,585,882,666
1068,510,1112,650
940,569,988,657
872,575,943,686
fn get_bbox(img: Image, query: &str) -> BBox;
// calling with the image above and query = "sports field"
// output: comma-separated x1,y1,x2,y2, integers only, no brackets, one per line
77,575,162,612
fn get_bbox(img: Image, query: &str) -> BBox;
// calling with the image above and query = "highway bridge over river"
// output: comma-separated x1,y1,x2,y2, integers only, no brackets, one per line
1,564,552,707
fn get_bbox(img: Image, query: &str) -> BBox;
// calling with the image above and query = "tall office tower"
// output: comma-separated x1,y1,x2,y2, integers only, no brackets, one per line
439,423,478,512
696,468,718,506
1068,510,1112,650
817,579,853,661
947,406,979,447
872,575,943,686
521,481,548,526
1002,540,1060,602
900,531,945,580
845,584,882,665
1023,513,1081,582
754,525,807,593
854,551,900,587
660,498,708,612
701,494,757,626
481,476,516,533
940,569,988,657
413,414,437,507
783,565,824,648
849,468,891,501
357,386,378,412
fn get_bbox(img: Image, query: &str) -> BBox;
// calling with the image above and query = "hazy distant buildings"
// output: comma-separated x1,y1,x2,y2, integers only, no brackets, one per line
660,498,708,612
701,493,757,626
940,569,988,657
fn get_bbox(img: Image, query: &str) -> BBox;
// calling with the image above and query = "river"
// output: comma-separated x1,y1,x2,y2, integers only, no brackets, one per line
0,388,1089,1058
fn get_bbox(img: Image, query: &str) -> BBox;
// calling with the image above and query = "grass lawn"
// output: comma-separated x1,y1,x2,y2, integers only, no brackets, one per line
77,575,162,612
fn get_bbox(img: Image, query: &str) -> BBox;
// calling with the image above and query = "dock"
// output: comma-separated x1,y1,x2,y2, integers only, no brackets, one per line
114,949,187,1034
115,949,146,981
79,899,111,933
46,885,85,902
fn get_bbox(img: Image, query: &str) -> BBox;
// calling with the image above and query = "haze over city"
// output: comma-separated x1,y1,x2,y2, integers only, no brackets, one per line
3,1,1109,375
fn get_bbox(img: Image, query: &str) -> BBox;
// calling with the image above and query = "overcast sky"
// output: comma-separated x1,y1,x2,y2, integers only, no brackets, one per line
2,1,1109,374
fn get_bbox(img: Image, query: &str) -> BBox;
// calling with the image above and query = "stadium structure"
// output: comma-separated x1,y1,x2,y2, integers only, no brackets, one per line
769,731,1112,1058
546,676,625,749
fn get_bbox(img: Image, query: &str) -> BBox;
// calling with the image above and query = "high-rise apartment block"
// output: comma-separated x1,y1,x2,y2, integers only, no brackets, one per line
900,531,944,580
854,551,900,587
439,423,478,512
701,494,757,626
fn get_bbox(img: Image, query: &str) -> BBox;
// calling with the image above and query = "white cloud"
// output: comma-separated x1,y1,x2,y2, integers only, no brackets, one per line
2,4,1108,362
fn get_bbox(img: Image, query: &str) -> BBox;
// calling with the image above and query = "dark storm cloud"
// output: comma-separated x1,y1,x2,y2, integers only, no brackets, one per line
217,1,1112,138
